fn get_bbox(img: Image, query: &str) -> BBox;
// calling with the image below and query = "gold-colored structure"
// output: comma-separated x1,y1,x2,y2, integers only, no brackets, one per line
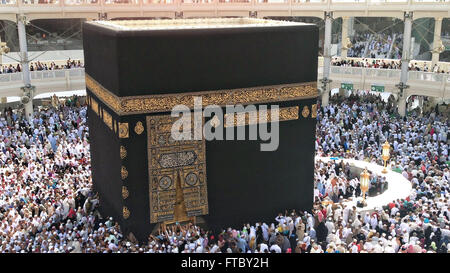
160,171,196,229
146,114,208,224
85,74,317,116
381,141,390,174
360,169,370,203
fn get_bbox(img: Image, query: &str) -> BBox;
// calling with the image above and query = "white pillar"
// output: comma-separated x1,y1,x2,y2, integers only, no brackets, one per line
0,37,5,105
431,17,443,67
17,15,33,122
24,99,33,117
321,89,329,107
428,97,436,112
323,12,332,79
0,35,3,104
0,35,2,67
348,17,355,37
398,96,407,117
400,13,412,85
397,12,413,117
341,16,349,58
321,11,333,107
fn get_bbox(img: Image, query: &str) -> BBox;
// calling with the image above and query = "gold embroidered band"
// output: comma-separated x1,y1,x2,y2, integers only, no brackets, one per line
85,74,318,116
223,106,299,128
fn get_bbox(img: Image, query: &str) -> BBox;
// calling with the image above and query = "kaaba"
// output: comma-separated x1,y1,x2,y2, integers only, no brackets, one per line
83,18,318,242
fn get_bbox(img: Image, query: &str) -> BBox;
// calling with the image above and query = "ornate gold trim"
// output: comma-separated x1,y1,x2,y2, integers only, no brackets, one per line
311,104,317,118
280,107,299,121
120,145,127,159
86,74,318,116
103,110,113,130
302,105,310,118
134,121,144,135
122,186,129,199
123,206,130,219
90,97,99,116
121,166,128,180
118,122,129,138
86,75,121,113
223,106,299,127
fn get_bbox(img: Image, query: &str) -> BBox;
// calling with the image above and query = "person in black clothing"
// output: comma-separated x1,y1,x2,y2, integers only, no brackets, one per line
316,221,328,242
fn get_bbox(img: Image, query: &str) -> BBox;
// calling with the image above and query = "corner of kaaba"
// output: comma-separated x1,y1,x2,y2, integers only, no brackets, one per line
83,18,318,242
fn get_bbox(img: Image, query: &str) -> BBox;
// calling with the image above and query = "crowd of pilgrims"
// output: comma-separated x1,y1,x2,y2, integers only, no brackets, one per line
0,59,83,74
314,159,388,204
332,58,449,74
366,33,401,59
0,91,448,253
347,33,371,58
347,32,402,60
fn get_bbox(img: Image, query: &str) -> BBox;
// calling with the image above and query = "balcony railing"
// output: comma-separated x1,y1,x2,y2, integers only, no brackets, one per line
103,0,139,4
0,67,448,88
0,72,23,82
409,71,446,82
0,0,449,5
327,66,449,83
21,0,61,4
64,0,99,4
364,68,401,79
0,68,85,83
181,0,213,3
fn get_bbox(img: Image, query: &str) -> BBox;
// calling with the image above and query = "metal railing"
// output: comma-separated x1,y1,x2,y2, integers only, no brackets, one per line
0,66,447,100
63,0,98,4
320,66,449,98
409,71,446,82
327,66,450,83
1,67,448,86
21,0,61,4
0,0,449,5
0,72,23,82
0,68,84,83
364,68,401,79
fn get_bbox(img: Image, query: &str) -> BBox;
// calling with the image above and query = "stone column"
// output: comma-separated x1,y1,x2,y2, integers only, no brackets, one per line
0,35,2,67
321,88,330,107
418,96,424,110
398,96,407,117
348,17,355,37
17,14,34,121
320,11,333,107
397,12,413,117
0,35,5,104
431,17,443,67
341,16,349,58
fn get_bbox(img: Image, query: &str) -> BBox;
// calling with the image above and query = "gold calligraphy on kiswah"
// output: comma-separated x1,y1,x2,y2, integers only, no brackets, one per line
85,74,318,116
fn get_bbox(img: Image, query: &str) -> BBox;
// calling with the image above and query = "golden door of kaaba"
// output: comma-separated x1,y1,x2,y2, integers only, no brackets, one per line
146,115,208,224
